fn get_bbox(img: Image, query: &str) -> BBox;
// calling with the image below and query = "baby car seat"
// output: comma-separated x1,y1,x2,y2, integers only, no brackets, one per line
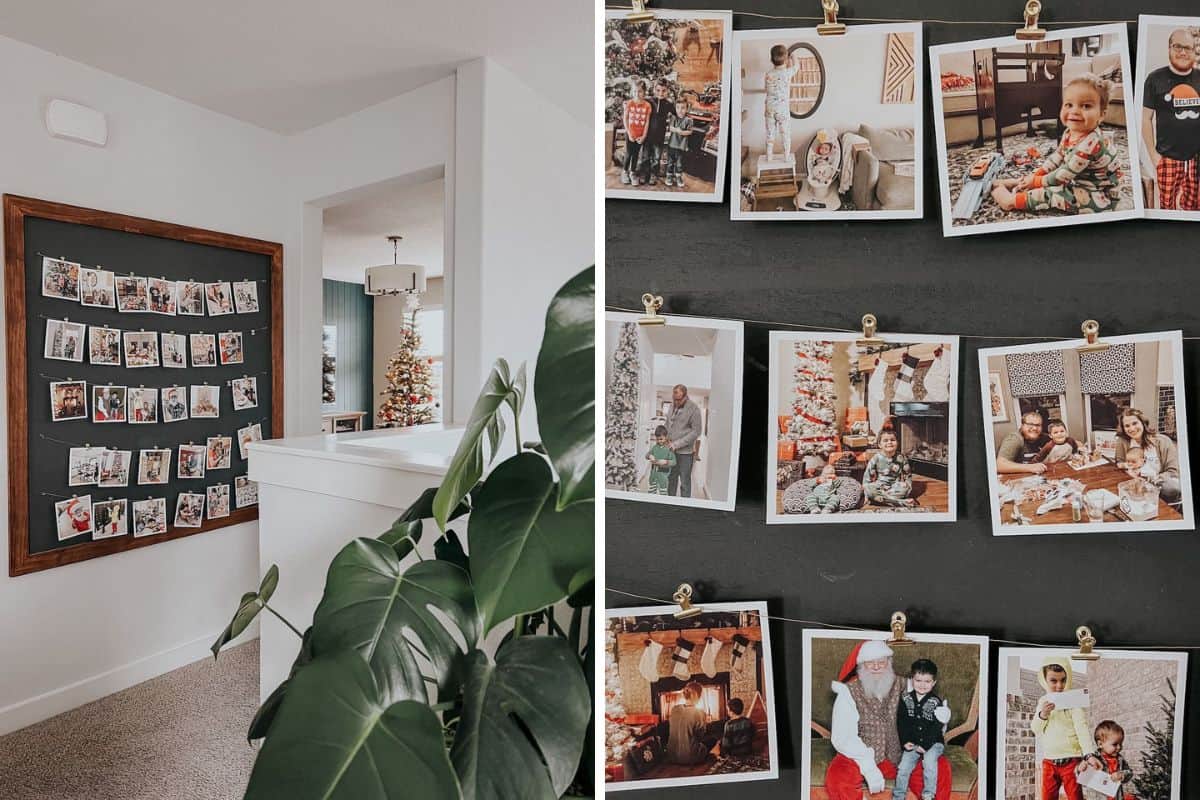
794,129,842,211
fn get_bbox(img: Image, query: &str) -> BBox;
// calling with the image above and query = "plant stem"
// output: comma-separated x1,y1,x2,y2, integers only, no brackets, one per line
514,614,528,637
546,608,569,639
262,603,303,639
512,409,523,455
568,605,582,653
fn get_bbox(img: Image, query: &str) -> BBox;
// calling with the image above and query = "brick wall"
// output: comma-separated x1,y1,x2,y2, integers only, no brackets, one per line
617,635,759,717
1158,385,1177,440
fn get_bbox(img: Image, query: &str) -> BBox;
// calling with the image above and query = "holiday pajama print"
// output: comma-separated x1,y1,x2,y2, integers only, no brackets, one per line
863,453,913,506
764,61,799,157
1014,129,1121,214
801,484,843,513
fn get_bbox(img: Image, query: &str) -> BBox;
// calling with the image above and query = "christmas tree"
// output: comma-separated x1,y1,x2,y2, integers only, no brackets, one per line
604,18,688,123
605,322,640,490
789,340,839,457
1133,679,1176,800
377,308,436,428
604,621,634,772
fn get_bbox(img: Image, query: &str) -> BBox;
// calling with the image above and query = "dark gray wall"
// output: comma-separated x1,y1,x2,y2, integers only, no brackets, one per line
606,3,1200,797
322,279,374,429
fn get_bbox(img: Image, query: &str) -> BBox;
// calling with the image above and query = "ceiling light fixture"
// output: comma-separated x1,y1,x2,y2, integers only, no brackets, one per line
363,235,426,309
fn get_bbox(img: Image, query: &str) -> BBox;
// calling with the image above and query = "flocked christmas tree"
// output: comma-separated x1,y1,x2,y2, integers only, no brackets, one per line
605,322,640,490
377,308,436,428
604,621,634,771
1133,679,1176,800
604,17,688,123
789,340,839,457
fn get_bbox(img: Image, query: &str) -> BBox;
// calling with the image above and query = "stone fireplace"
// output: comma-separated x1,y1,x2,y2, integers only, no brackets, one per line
890,400,950,480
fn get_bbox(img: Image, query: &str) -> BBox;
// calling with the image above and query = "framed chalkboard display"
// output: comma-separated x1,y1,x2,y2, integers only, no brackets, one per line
4,195,283,576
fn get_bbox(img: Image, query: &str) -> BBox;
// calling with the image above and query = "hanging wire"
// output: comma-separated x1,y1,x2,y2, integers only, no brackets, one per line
604,6,1137,25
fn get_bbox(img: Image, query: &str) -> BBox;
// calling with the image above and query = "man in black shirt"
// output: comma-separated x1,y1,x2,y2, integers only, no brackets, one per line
1142,28,1200,210
637,81,674,185
719,697,755,756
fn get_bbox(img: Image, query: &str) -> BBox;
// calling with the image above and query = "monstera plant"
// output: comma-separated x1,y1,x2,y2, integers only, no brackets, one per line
211,267,595,799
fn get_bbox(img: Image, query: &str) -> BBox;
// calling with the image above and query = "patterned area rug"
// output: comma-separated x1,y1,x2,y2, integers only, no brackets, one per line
946,125,1134,227
706,754,773,775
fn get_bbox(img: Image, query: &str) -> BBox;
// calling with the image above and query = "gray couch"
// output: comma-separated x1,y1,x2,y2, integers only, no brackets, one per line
849,124,916,211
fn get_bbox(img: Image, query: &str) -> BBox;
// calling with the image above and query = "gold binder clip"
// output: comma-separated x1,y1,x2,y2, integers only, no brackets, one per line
638,292,666,326
672,583,703,619
1072,625,1100,661
887,611,915,646
627,0,654,23
1016,0,1047,40
856,313,885,347
1078,319,1109,353
817,0,847,35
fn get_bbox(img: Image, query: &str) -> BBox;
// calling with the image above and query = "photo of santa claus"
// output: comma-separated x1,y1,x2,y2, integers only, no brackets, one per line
803,629,989,800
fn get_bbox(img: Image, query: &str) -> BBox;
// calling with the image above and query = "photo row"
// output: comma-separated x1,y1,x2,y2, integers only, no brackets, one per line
53,478,256,542
46,319,247,368
42,258,260,314
50,380,258,423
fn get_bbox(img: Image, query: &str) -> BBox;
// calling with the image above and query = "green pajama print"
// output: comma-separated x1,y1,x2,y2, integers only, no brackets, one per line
801,479,849,513
863,452,913,506
1017,129,1121,213
646,444,675,495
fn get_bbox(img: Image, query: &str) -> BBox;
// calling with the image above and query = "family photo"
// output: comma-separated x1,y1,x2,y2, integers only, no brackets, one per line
115,275,149,312
132,497,167,537
178,280,205,315
129,387,158,423
768,332,959,523
89,326,122,365
732,24,923,219
237,423,263,459
79,267,115,307
162,332,187,367
996,647,1187,799
605,602,778,791
42,257,81,301
207,484,231,519
67,446,103,487
191,385,220,418
1136,15,1200,220
802,630,989,800
979,331,1193,535
190,333,217,366
45,319,86,362
604,9,732,202
92,385,127,423
147,277,177,315
930,25,1142,236
163,386,188,422
98,449,131,487
219,331,244,364
178,444,208,479
50,380,88,422
231,377,258,410
605,313,744,511
174,492,204,528
207,436,232,470
137,448,170,485
205,281,234,315
123,330,159,367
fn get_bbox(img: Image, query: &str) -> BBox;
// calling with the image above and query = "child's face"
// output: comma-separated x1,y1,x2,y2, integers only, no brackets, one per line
656,433,669,446
634,84,646,99
880,434,898,456
911,672,936,695
1045,669,1068,692
675,101,688,116
654,84,669,100
1099,732,1124,756
1126,451,1144,469
819,465,837,482
1060,83,1103,134
1048,424,1068,444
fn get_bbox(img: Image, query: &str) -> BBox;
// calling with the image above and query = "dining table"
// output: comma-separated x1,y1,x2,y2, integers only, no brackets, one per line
998,458,1183,526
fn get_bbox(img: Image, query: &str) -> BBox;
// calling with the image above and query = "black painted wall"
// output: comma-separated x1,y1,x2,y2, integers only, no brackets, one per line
605,2,1200,797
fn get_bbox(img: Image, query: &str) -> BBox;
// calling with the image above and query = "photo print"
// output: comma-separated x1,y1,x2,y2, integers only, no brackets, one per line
162,386,189,423
231,376,258,410
604,601,778,791
190,332,217,366
92,498,129,539
732,23,924,219
67,446,104,487
147,277,177,315
42,257,81,301
1135,15,1200,221
137,448,171,485
979,330,1193,535
178,443,208,479
161,332,187,368
995,647,1187,800
233,280,259,313
115,275,149,312
88,326,122,366
604,312,744,511
604,9,733,203
178,280,205,315
767,332,959,524
54,495,93,541
44,319,86,362
205,281,234,315
191,385,220,418
930,24,1143,237
50,380,88,422
123,330,159,368
237,422,263,460
219,330,244,365
801,629,989,800
91,385,127,423
98,449,132,488
128,387,158,424
79,267,116,308
206,435,233,470
132,497,167,537
207,483,231,519
174,492,205,528
235,475,258,507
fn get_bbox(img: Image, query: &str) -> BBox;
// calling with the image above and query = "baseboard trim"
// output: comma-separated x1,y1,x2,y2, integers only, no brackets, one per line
0,632,259,737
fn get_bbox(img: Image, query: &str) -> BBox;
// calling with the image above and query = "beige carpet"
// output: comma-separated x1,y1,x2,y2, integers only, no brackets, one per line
0,639,260,800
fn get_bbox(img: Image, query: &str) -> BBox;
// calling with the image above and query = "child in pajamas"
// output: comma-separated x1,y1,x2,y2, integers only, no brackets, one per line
801,463,850,513
991,75,1122,214
864,429,916,507
645,425,676,495
764,45,800,161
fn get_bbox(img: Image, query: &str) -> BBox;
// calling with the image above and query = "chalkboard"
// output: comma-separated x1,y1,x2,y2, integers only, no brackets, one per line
605,3,1200,796
5,195,283,576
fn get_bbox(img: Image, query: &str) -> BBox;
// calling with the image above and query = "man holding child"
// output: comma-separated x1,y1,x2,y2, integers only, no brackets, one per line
996,411,1051,474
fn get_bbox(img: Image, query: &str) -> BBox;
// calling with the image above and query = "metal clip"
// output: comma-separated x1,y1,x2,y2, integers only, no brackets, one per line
887,611,915,647
1015,0,1047,40
818,0,847,35
672,583,703,619
856,313,886,347
1072,625,1100,661
627,0,654,23
1078,319,1109,353
638,292,666,326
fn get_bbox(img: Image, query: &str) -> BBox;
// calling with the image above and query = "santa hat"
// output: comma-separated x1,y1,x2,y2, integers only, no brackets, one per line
837,639,894,682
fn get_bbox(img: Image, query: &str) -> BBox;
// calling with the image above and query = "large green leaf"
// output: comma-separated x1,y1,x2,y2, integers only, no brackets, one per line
377,518,422,560
210,591,262,658
468,454,594,632
433,360,522,529
312,538,481,703
244,650,461,800
248,626,315,742
450,637,589,800
534,267,595,509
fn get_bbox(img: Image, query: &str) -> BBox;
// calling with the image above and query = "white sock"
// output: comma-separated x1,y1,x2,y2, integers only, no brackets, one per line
638,640,663,683
701,637,722,678
671,639,695,681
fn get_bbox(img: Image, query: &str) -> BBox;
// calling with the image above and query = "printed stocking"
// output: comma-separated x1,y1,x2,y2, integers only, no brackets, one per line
671,637,695,681
700,636,722,678
729,634,750,674
893,351,919,402
638,639,663,683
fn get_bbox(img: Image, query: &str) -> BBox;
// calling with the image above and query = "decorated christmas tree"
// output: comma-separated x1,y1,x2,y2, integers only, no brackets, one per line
604,621,634,771
789,340,839,457
377,308,436,428
1133,679,1176,800
604,18,688,123
605,322,640,490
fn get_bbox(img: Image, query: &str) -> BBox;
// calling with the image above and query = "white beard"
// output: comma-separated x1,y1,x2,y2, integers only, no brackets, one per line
859,669,896,701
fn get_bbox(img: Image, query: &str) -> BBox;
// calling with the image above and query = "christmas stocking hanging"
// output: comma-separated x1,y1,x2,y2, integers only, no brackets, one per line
700,636,722,678
893,350,919,402
729,634,750,674
638,639,663,682
671,637,695,681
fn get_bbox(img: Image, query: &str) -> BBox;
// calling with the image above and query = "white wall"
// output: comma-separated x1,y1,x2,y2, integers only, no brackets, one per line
373,276,445,413
0,34,289,734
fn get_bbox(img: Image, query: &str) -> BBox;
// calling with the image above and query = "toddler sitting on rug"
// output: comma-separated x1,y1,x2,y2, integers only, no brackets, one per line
864,429,916,507
991,74,1122,215
800,464,851,513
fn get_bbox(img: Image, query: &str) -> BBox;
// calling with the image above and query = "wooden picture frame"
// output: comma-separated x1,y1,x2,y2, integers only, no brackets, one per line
4,194,284,576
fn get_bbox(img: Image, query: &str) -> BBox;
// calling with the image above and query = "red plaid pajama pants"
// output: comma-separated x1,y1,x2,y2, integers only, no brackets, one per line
1157,156,1199,211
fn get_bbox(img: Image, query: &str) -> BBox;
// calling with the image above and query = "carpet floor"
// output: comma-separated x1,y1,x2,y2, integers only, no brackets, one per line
0,639,260,800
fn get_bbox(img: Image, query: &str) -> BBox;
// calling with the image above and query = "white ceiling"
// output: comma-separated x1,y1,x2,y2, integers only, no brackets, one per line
322,177,443,284
0,1,590,134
